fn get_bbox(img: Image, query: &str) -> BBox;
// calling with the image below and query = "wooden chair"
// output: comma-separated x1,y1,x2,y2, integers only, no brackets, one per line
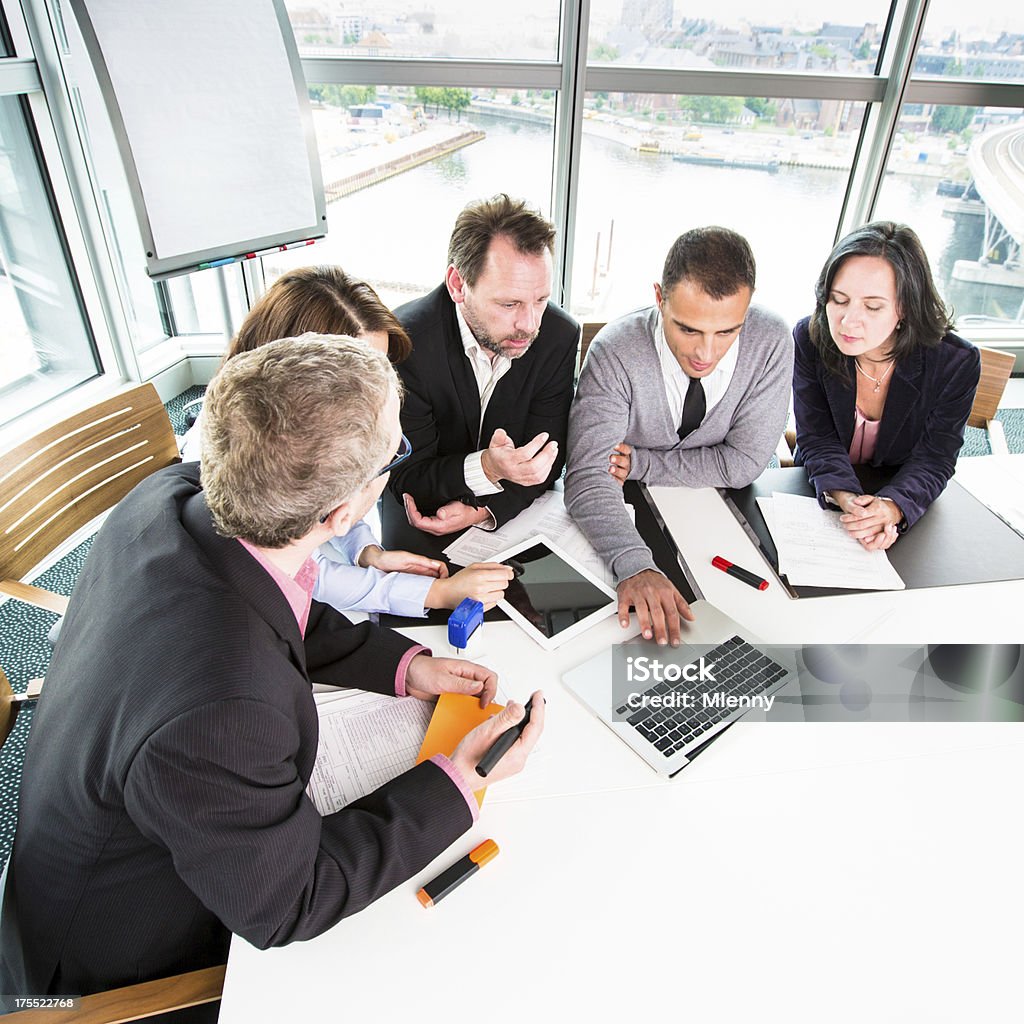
774,346,1016,466
579,322,606,370
0,964,225,1023
970,347,1015,455
2,664,225,1023
0,390,217,1022
1,664,34,748
776,417,797,468
0,383,180,617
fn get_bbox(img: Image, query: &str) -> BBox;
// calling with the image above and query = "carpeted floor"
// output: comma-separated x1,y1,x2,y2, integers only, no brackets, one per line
2,395,1023,869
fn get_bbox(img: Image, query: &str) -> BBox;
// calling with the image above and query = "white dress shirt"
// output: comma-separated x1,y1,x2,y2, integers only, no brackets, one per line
455,303,510,498
655,310,740,428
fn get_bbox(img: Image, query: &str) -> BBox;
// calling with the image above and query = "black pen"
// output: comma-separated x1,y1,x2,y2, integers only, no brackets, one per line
475,696,537,778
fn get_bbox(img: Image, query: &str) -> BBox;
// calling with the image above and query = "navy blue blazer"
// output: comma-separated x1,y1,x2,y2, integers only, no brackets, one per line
792,316,981,527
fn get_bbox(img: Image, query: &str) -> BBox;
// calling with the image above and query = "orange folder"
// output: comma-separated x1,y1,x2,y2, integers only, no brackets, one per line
416,692,504,809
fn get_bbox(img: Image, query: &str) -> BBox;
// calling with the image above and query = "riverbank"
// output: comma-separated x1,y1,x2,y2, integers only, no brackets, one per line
310,106,488,197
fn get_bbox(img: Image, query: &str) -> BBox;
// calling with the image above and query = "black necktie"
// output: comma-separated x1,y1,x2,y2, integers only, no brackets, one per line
677,376,706,441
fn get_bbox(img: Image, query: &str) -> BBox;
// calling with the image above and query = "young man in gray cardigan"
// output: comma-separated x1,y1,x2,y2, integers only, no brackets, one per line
564,226,793,646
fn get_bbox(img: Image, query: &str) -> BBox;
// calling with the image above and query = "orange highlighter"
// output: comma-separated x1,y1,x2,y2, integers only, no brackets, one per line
416,840,499,908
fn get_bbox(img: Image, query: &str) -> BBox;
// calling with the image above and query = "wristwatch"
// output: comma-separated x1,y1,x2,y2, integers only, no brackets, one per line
880,496,908,534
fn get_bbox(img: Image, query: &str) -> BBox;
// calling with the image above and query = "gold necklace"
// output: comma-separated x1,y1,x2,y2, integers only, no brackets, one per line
854,357,895,394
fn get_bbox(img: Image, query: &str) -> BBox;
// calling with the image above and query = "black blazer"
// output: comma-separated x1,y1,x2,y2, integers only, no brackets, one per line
0,464,472,1000
792,316,981,527
391,284,579,526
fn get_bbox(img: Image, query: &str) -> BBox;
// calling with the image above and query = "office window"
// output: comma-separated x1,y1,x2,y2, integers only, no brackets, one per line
586,1,892,74
53,0,241,350
0,5,13,58
0,94,99,427
570,91,867,326
265,84,556,310
874,105,1024,329
914,2,1024,84
285,1,562,61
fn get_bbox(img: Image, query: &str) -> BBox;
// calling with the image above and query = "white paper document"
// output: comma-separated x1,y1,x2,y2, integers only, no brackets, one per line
442,489,627,586
756,491,905,590
954,456,1024,540
306,690,432,815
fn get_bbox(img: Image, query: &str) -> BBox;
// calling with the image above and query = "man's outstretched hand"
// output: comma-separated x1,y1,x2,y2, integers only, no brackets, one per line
481,428,558,487
403,493,489,536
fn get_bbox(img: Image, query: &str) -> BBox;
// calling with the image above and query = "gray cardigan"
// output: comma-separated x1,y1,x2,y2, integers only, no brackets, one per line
564,304,793,582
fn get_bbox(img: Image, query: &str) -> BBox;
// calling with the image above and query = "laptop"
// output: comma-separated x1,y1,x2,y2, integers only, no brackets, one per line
562,599,797,776
561,479,790,774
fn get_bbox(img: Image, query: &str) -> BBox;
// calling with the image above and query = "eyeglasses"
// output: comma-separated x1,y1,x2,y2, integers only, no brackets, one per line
377,432,412,478
319,433,413,524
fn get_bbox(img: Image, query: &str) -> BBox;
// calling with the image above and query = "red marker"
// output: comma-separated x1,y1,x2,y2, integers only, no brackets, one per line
712,555,768,591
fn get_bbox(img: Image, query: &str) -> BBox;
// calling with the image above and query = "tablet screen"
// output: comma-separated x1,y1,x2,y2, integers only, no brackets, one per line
501,542,613,639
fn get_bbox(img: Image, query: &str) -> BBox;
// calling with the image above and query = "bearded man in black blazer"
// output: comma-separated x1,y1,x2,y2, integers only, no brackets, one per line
386,194,579,546
0,336,543,1002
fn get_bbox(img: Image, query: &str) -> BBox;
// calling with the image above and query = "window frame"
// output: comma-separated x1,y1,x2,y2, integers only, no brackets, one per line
1,0,1022,448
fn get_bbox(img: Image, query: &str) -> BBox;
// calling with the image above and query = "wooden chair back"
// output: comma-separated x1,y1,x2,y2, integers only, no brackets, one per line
1,964,226,1023
1,665,20,749
579,322,606,368
0,384,179,613
968,347,1015,429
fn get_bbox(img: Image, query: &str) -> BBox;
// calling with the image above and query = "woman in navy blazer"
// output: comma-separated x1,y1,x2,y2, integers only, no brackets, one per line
793,221,980,549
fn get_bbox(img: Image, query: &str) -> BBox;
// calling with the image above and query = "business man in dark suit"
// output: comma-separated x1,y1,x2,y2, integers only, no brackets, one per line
384,194,579,549
0,336,543,1001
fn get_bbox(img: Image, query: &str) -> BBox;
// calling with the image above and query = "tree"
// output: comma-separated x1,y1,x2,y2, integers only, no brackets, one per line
321,84,377,108
931,105,975,135
589,42,619,62
416,87,472,120
414,86,445,115
441,87,472,121
678,95,742,124
928,58,976,135
744,97,777,122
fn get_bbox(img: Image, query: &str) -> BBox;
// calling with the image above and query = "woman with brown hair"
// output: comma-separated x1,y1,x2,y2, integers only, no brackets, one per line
181,266,512,615
793,222,980,551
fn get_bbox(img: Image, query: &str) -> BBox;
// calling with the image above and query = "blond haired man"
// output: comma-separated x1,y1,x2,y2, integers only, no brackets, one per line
0,336,543,1002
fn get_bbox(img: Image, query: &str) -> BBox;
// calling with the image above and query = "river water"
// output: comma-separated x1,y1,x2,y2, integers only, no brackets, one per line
270,113,1004,328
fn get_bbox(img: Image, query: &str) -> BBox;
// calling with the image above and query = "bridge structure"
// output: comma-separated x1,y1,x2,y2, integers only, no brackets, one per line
948,122,1024,319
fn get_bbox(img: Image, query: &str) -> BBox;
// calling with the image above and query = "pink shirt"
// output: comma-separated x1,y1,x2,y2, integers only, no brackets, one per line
236,539,478,821
237,538,319,636
849,406,881,464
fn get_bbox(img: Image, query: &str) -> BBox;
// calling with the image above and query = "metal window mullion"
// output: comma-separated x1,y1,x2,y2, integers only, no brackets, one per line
17,0,136,381
0,56,41,93
836,0,931,238
905,77,1024,108
582,66,885,103
299,56,561,90
551,0,588,311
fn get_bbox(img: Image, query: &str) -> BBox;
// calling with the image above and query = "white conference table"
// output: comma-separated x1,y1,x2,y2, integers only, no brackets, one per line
219,456,1024,1024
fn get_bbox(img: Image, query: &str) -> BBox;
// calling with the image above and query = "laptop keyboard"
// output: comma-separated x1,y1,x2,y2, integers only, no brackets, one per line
615,637,788,758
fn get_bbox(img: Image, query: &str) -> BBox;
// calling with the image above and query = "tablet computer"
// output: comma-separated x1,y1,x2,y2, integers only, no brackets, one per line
489,535,617,651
